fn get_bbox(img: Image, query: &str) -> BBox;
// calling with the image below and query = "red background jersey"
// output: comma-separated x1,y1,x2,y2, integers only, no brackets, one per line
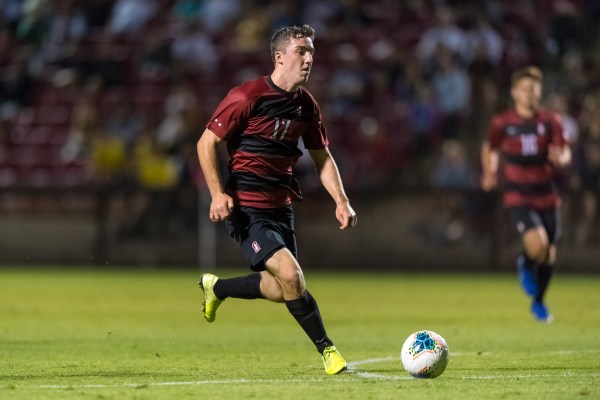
206,76,328,208
486,108,568,210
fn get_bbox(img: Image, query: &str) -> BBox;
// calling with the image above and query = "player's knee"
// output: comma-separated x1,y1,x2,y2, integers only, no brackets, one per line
527,243,550,263
278,267,303,289
524,228,550,263
265,249,305,295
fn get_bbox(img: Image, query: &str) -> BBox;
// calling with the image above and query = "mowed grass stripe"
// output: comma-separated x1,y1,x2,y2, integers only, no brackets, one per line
4,365,599,389
1,268,599,400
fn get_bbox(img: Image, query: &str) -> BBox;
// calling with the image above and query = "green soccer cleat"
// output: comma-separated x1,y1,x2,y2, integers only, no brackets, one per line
198,273,223,323
321,346,347,375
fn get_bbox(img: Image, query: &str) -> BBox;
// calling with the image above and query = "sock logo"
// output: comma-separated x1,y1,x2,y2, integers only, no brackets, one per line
251,241,261,253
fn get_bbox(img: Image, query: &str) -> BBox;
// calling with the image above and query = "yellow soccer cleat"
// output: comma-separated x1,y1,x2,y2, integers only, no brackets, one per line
321,346,347,375
198,273,223,322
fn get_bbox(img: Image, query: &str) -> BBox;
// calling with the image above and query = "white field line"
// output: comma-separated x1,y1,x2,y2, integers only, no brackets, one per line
345,354,600,381
3,351,600,390
3,378,327,390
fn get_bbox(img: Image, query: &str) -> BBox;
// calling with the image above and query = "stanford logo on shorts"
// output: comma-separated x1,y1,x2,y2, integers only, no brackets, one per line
251,241,261,253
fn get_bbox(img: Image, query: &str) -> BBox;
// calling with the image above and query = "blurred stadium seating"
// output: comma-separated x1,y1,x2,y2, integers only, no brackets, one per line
0,0,598,270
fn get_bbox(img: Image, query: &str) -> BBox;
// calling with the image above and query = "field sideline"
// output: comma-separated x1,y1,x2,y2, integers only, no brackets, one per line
1,267,599,399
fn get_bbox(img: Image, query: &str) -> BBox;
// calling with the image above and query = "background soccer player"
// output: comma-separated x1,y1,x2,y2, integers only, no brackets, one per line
481,66,571,322
196,25,357,374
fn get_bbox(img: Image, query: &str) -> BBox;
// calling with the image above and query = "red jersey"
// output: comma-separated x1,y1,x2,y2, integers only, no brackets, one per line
206,76,328,208
486,108,568,210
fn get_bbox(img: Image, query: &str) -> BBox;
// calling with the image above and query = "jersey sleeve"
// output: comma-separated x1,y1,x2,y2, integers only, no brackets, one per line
205,88,252,141
301,100,329,149
486,115,504,149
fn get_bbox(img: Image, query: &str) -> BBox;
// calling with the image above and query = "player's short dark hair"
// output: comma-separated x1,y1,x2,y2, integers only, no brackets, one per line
270,25,315,63
511,66,543,87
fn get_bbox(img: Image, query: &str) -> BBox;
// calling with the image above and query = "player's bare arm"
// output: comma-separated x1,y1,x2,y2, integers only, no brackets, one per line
308,148,357,230
197,128,234,222
480,141,499,191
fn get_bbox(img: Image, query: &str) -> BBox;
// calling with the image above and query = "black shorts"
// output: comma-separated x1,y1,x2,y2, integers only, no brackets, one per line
225,205,297,271
508,206,561,244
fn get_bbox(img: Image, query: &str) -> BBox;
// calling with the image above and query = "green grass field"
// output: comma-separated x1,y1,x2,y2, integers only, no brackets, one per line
0,267,599,400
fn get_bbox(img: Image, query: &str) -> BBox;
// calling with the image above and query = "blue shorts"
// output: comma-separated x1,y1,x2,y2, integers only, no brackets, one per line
225,205,297,271
508,206,561,244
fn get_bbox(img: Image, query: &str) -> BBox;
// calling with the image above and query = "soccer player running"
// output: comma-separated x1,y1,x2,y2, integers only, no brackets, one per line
481,66,571,323
196,25,357,374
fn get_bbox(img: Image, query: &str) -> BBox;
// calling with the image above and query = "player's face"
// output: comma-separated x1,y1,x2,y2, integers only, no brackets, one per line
511,77,542,111
278,36,314,86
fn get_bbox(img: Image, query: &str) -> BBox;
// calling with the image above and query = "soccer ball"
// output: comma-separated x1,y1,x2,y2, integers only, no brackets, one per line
400,330,449,378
